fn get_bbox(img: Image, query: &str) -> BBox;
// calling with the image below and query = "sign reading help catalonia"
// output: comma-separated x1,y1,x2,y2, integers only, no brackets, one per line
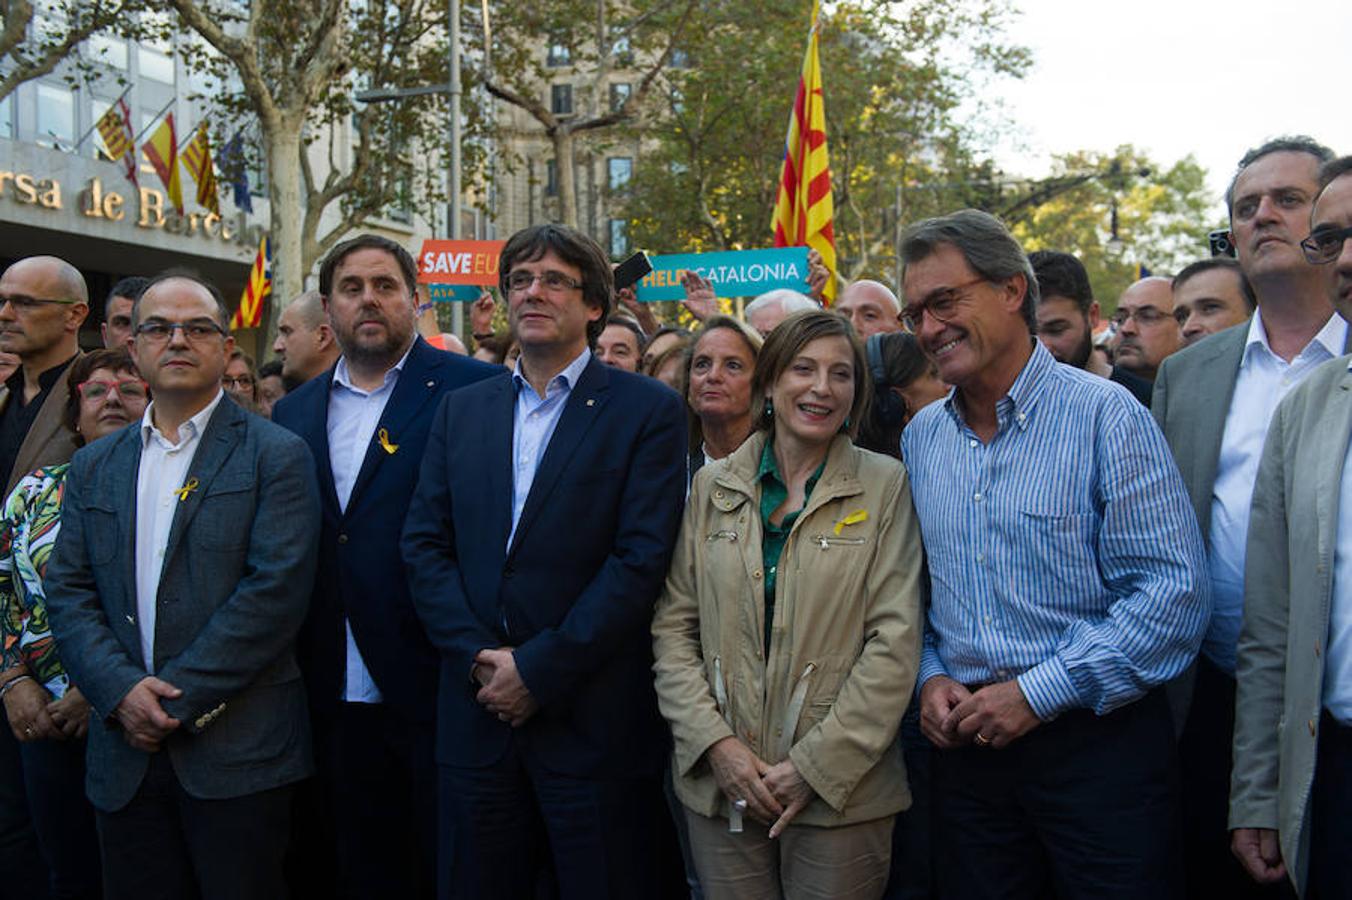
635,247,810,301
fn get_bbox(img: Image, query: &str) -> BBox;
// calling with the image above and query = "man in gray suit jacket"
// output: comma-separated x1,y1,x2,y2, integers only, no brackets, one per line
1153,135,1346,899
45,273,322,900
1232,155,1352,898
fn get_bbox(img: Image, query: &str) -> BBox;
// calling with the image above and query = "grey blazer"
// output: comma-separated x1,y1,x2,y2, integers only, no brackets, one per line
45,398,322,812
1231,354,1352,896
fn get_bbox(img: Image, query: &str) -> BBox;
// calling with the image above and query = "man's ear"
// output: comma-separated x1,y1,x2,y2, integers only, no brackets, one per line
1087,300,1101,329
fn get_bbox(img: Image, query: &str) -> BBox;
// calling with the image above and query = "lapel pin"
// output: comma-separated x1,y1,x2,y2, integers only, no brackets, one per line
833,508,869,536
426,380,435,388
586,399,595,407
174,477,199,502
378,428,399,455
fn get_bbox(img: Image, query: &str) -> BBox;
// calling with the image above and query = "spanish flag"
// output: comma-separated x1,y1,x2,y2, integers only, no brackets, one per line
181,122,220,215
142,114,184,214
771,0,837,304
231,235,271,330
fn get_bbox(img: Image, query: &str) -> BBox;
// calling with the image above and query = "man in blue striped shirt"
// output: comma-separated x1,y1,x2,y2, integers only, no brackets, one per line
898,210,1210,900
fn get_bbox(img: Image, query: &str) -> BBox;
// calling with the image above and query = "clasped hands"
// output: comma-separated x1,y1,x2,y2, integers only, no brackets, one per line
706,735,816,839
919,675,1041,750
473,647,538,728
3,678,91,742
114,676,182,752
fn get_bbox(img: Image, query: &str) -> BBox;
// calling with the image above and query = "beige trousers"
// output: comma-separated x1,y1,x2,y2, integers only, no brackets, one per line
684,807,893,900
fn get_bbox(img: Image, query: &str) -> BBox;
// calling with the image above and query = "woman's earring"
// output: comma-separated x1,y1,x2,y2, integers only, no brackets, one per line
763,397,774,419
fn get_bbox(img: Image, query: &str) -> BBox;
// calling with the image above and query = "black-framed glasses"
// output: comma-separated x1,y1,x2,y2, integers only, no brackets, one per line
222,375,255,390
77,378,148,401
1301,225,1352,265
505,270,584,294
134,319,226,342
900,277,987,332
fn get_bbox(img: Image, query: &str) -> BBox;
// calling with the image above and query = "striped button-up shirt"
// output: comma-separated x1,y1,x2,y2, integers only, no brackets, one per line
901,341,1210,720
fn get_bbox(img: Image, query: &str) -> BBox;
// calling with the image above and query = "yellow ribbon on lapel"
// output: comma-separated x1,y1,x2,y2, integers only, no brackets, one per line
833,508,868,536
175,477,200,502
378,428,399,455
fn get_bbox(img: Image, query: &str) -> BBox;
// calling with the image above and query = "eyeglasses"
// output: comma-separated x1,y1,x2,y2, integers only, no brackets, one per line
900,277,987,332
134,319,226,343
505,270,584,294
0,295,81,313
1111,306,1175,328
1301,225,1352,265
77,378,148,402
221,375,255,389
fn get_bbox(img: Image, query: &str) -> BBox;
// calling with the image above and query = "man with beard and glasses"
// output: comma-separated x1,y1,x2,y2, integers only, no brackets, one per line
1029,250,1152,405
271,235,498,899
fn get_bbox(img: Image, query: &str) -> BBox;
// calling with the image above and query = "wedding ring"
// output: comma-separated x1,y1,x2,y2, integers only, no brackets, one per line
974,732,991,746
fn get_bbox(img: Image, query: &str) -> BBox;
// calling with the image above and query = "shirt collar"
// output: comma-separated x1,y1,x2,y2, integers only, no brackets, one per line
512,347,591,399
332,339,416,394
1244,310,1347,366
945,339,1049,433
5,354,77,397
141,388,226,449
756,433,826,488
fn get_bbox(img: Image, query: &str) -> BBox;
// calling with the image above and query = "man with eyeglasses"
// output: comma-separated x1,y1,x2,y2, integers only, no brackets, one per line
43,271,322,899
403,223,687,898
270,234,497,900
0,255,90,897
899,209,1208,900
1110,276,1180,384
1151,136,1349,900
1230,155,1352,898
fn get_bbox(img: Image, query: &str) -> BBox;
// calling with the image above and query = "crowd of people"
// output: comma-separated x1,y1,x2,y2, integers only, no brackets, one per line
0,133,1347,900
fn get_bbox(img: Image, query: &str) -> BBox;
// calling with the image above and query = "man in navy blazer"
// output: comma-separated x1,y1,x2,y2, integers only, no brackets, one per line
271,234,498,899
403,224,687,898
45,273,322,899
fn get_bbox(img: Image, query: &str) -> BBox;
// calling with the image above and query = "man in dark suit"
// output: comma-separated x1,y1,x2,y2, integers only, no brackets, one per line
44,272,322,900
403,224,687,898
271,234,497,898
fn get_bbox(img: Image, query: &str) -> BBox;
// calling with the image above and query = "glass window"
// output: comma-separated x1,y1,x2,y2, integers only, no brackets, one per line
546,42,570,67
36,83,75,147
669,48,690,69
607,157,632,192
87,33,128,69
545,159,558,197
610,30,632,66
138,45,175,84
550,84,572,116
0,94,12,140
609,219,629,258
609,82,631,112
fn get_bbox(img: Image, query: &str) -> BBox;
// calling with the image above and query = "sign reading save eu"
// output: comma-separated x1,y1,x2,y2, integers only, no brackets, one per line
635,247,809,301
417,239,505,285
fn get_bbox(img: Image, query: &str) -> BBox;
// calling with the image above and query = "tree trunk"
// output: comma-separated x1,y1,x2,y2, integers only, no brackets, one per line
553,128,579,228
264,117,305,342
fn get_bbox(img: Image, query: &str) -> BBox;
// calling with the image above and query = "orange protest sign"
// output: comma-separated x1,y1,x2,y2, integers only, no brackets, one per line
417,240,506,285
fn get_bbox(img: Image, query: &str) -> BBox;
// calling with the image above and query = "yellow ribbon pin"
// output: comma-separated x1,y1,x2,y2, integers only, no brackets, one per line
175,477,200,502
833,508,868,536
378,428,399,455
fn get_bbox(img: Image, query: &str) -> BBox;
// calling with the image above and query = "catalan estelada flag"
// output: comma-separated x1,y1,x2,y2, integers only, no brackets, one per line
142,113,184,214
231,235,271,330
96,98,137,187
181,122,220,215
771,0,837,304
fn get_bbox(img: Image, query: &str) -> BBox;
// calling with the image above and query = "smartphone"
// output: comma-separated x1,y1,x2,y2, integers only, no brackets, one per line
613,251,653,291
1208,229,1236,258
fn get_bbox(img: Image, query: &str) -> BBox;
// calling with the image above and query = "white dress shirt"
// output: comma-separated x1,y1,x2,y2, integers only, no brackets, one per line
1327,358,1352,723
1207,311,1347,675
135,390,226,673
326,345,414,703
508,348,591,550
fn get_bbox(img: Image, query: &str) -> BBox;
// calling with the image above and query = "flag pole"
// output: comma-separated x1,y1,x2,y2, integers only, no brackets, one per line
71,83,134,153
133,98,177,146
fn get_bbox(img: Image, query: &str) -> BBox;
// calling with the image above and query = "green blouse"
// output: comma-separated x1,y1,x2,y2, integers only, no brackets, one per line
756,439,824,655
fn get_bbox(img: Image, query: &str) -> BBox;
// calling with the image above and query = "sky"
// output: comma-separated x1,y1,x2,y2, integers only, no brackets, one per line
978,0,1352,214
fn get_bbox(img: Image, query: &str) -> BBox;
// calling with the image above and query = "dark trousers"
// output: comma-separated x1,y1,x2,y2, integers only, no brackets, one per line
932,690,1182,900
325,701,437,900
438,739,670,900
95,751,293,900
20,736,100,899
1309,712,1352,899
1179,656,1294,900
0,723,50,899
884,707,933,900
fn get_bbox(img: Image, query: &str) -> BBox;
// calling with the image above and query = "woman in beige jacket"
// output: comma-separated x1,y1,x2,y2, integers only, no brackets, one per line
652,310,924,900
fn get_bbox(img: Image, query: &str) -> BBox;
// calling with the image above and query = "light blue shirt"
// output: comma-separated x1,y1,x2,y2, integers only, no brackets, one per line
508,348,591,549
1327,357,1352,722
326,343,414,703
1206,312,1346,675
902,341,1210,721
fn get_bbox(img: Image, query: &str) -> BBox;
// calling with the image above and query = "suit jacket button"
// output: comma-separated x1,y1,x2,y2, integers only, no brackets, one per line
1309,719,1317,736
338,534,349,544
195,716,207,729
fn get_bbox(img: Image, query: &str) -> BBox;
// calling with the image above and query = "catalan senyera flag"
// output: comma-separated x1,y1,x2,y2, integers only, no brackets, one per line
96,98,138,187
142,113,184,214
231,235,271,331
771,0,837,304
181,122,220,215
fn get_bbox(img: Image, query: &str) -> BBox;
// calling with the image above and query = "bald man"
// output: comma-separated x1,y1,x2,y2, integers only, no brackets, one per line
1113,276,1181,382
273,292,339,388
836,279,902,338
745,288,817,338
0,255,90,897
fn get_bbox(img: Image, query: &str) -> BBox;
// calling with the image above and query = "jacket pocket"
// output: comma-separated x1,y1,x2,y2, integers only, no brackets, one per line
190,476,256,551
